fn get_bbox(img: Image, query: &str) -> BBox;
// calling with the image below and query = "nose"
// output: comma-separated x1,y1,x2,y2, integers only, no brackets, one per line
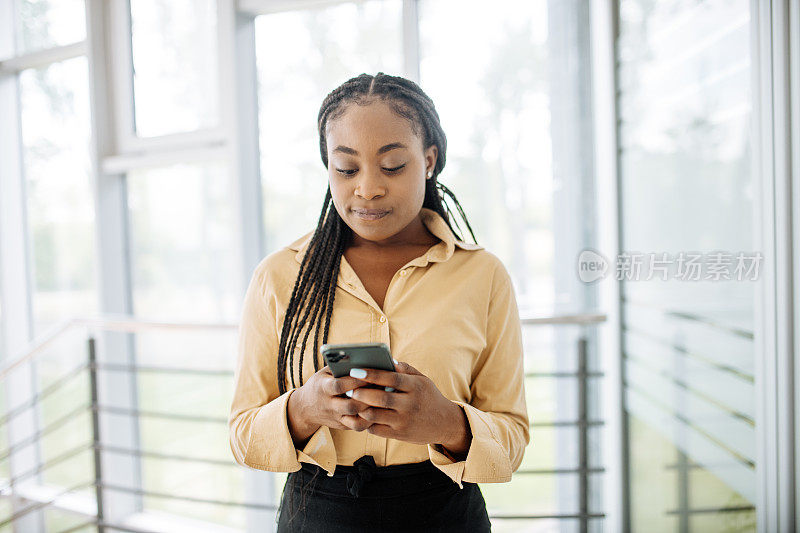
354,169,386,200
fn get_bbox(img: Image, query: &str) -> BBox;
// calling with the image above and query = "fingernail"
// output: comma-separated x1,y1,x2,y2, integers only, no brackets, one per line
350,368,367,379
392,358,399,364
345,389,353,398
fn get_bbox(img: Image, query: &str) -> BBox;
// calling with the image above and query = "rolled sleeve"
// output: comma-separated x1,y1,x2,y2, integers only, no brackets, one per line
228,258,338,475
427,261,530,486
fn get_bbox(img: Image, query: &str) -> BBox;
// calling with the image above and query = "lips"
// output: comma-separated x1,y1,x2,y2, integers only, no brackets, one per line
352,208,390,221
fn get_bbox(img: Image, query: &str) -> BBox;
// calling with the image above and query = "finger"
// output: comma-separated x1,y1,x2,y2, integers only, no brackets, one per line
348,367,410,391
357,406,398,427
339,414,372,432
324,375,370,397
330,396,371,416
394,361,423,376
365,423,394,438
350,386,401,410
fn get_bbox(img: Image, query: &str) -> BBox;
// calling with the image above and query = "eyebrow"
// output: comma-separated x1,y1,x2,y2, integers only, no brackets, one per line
332,142,408,156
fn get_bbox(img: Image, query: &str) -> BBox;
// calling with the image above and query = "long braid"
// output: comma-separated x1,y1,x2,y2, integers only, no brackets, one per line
277,72,477,394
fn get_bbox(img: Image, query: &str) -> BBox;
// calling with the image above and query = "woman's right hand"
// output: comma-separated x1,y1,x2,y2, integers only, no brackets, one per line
288,366,373,443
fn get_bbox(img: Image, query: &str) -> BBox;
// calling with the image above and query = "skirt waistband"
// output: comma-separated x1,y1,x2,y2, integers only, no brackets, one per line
300,456,438,479
296,455,453,498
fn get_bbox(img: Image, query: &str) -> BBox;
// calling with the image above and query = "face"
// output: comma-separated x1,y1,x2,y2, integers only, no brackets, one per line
326,99,438,246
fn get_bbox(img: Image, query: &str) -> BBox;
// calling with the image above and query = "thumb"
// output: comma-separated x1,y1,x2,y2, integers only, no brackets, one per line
393,359,423,376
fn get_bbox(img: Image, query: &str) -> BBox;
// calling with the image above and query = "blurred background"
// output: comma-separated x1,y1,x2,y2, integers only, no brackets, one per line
0,0,798,531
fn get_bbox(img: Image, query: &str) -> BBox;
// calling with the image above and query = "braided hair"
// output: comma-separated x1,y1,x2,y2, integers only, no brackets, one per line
276,72,478,394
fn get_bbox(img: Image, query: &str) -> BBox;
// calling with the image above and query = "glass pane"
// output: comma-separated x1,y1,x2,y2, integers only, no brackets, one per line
482,473,580,516
19,56,97,335
618,0,756,528
419,0,553,313
628,415,755,531
490,518,585,533
133,326,244,528
520,425,579,471
128,163,238,321
140,420,246,527
129,0,219,137
15,0,86,55
255,0,403,252
45,507,96,532
34,330,94,501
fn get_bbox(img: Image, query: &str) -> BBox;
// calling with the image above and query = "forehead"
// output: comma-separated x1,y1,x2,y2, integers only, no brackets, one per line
326,100,421,150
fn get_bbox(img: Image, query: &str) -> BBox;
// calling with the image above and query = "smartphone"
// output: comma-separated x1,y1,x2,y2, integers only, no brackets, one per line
320,342,396,392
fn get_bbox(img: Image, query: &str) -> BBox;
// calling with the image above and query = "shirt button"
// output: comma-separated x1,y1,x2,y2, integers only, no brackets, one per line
379,315,386,323
399,270,407,277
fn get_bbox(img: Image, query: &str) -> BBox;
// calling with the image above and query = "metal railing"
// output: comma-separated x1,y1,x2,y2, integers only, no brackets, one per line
0,312,606,532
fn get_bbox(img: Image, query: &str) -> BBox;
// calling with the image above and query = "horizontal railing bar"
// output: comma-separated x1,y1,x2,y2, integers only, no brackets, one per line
56,520,98,533
488,513,606,520
99,483,278,511
97,405,226,425
0,403,91,462
0,479,96,528
623,352,755,426
0,361,89,429
623,324,754,383
526,371,604,378
95,362,232,376
98,444,234,467
516,467,605,475
531,420,605,427
0,442,94,491
0,314,239,381
663,461,740,470
520,313,607,326
95,521,161,533
0,479,610,525
664,505,755,515
625,382,755,468
1,312,605,382
622,297,754,339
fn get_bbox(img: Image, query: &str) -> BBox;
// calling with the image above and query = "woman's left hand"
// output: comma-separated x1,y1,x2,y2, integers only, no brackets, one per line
343,361,472,454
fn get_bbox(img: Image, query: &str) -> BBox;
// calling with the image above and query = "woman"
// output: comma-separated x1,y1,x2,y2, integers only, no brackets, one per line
228,72,529,532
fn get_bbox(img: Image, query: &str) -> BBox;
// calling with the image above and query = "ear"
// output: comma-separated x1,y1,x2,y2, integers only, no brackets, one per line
425,144,438,178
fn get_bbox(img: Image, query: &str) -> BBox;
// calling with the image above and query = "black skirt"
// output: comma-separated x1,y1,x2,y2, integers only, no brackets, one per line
276,455,492,532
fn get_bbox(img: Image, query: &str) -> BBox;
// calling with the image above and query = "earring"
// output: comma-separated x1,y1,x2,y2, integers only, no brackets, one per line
427,171,433,178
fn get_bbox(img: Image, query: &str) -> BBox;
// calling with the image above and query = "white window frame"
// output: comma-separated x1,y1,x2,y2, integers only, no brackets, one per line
105,0,229,161
752,0,798,531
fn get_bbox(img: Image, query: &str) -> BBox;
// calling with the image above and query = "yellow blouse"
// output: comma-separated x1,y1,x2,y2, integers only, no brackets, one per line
228,207,529,488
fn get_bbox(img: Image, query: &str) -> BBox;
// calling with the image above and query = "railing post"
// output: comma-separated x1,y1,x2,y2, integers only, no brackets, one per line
88,337,105,532
578,335,588,533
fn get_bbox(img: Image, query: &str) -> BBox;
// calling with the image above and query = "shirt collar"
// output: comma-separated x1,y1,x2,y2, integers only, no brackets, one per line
287,207,483,265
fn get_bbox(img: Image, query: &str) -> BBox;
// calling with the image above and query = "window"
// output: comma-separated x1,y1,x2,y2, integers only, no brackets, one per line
129,0,219,137
20,56,97,335
255,0,404,252
15,0,86,54
617,0,756,529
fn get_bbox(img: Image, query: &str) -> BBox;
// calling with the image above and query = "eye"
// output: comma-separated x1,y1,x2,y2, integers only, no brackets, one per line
385,164,406,173
334,164,406,176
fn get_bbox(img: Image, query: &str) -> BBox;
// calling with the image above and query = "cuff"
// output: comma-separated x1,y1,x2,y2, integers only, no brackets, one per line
243,388,337,476
297,424,338,477
426,401,513,487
